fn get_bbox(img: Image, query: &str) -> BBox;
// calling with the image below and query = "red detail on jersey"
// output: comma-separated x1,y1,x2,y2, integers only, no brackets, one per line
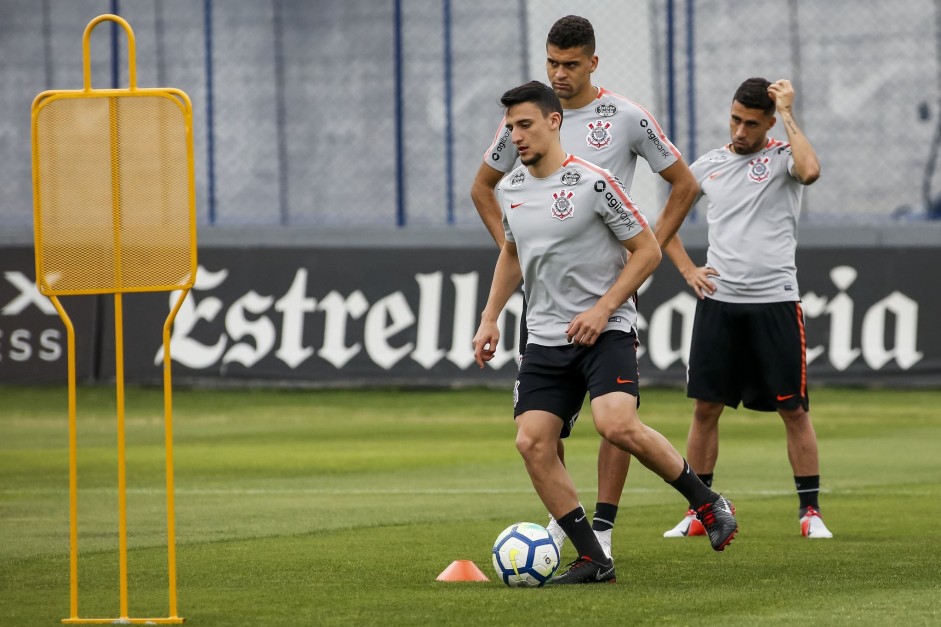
616,377,635,384
510,203,525,209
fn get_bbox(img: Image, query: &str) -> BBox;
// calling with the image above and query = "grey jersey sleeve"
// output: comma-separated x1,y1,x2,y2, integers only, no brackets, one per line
482,118,518,174
624,103,681,174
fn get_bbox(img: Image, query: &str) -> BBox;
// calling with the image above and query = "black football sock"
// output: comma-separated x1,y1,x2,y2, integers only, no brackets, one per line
698,473,714,489
668,459,717,509
795,475,821,514
557,506,610,564
592,502,618,532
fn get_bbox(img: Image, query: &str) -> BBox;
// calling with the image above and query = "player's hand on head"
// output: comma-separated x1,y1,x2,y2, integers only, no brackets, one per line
768,79,794,112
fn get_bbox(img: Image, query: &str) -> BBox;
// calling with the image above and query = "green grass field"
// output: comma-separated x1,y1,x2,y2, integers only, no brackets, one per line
1,385,939,626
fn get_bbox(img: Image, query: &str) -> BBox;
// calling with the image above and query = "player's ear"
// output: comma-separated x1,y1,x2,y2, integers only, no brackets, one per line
589,55,598,73
549,111,562,130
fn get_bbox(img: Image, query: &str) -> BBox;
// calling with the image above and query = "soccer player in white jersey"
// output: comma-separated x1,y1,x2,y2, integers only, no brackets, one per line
472,81,738,584
661,78,833,539
470,15,699,559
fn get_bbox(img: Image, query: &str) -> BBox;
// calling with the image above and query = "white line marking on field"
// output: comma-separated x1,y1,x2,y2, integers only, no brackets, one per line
0,486,867,497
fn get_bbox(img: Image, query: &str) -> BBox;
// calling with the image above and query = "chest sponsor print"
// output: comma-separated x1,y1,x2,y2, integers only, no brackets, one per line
560,169,581,186
748,156,772,183
595,101,618,117
551,189,575,221
586,120,612,149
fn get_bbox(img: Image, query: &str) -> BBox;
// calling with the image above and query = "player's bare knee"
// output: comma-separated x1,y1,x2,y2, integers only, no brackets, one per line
515,430,554,461
595,412,644,450
693,400,724,424
778,406,809,425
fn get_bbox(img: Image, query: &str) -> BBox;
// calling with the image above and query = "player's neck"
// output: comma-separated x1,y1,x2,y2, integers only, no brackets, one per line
561,84,599,110
526,146,568,179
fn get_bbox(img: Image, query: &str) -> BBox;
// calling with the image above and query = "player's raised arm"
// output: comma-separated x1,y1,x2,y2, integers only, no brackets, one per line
768,79,820,185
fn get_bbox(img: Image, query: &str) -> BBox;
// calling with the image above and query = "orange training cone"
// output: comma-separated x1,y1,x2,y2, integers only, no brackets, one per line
436,560,490,582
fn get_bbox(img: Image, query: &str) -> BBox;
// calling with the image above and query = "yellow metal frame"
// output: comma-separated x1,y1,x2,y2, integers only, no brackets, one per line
31,14,196,625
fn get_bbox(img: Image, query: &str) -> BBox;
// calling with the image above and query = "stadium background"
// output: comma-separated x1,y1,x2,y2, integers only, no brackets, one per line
1,0,940,386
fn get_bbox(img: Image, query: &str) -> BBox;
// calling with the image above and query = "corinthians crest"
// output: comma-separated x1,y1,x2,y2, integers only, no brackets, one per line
551,189,575,221
586,120,612,149
748,156,771,182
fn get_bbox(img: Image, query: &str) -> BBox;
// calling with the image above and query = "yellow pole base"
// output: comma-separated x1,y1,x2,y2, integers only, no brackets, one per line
62,617,185,624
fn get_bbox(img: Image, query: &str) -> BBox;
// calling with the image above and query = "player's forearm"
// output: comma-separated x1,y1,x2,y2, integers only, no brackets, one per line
779,110,821,184
596,242,662,315
480,245,522,323
663,234,698,277
653,170,699,248
470,153,510,247
470,181,506,248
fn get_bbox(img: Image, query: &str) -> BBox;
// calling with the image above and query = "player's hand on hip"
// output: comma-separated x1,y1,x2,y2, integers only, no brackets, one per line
472,323,500,368
768,79,795,113
683,265,720,299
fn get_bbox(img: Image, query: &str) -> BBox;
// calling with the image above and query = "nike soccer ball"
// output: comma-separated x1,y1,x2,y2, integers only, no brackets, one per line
491,522,560,587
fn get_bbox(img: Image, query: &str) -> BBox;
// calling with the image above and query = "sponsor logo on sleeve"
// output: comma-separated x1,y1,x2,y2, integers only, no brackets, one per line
491,129,511,161
595,181,637,227
645,127,670,158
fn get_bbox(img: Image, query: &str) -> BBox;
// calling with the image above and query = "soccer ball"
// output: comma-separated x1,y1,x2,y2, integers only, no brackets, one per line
491,522,560,587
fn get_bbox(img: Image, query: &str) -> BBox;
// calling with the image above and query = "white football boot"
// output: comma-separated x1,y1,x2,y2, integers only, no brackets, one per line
800,506,834,538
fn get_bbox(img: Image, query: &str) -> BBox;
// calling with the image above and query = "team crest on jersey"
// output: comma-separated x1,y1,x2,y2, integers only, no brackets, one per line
550,189,575,221
586,120,612,149
560,169,581,186
595,101,618,117
509,171,525,188
748,156,771,182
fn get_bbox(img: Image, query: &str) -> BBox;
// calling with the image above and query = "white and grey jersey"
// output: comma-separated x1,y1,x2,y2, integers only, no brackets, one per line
496,155,650,347
690,139,803,303
484,88,680,190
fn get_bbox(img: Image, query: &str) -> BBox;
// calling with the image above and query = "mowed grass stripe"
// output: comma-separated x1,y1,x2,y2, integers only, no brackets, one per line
1,386,939,625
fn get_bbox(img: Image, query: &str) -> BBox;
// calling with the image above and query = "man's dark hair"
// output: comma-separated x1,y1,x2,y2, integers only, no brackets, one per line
501,80,564,122
733,77,774,114
547,15,595,55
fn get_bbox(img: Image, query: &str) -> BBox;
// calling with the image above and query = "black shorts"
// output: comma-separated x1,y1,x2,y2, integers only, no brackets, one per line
687,298,809,412
519,298,529,356
513,330,640,438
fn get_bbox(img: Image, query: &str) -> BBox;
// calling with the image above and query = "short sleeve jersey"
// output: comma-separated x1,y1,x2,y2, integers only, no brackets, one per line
484,88,680,190
689,138,802,303
496,155,650,347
